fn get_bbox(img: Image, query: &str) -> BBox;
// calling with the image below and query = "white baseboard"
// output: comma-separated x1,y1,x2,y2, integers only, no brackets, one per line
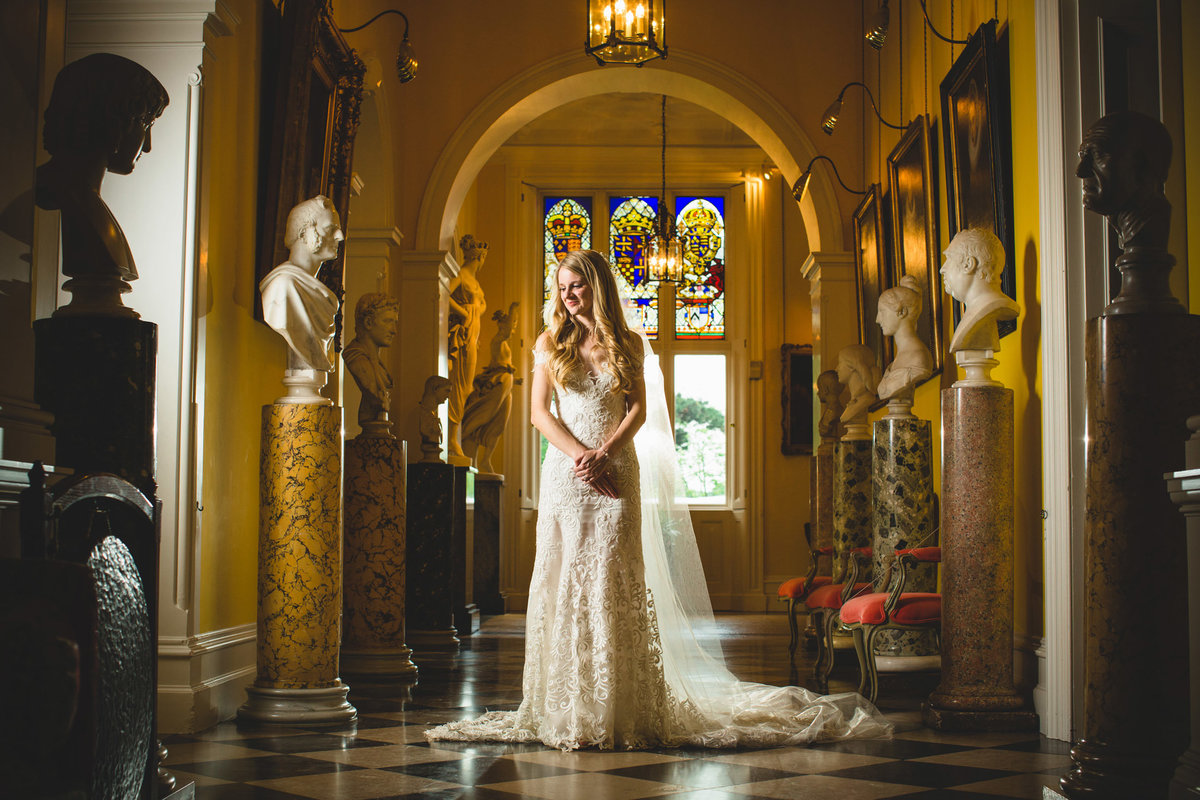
158,622,257,734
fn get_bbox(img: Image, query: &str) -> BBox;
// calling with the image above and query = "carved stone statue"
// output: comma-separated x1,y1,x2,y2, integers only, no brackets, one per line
259,195,343,404
835,344,881,439
816,369,845,442
419,375,452,463
1076,110,1183,315
941,228,1019,354
35,53,169,318
462,302,520,475
446,234,488,464
876,274,934,418
343,292,400,438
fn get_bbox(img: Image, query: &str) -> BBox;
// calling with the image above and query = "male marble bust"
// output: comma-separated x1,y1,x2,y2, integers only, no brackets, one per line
343,292,400,437
940,228,1019,353
260,196,343,373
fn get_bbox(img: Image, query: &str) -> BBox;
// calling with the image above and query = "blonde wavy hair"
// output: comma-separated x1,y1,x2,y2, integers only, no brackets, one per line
544,250,644,394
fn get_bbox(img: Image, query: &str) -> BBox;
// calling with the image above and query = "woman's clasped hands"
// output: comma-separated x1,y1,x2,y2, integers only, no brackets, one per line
574,448,618,498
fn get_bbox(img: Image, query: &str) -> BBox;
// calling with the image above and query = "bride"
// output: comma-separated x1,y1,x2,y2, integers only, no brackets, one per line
426,249,891,750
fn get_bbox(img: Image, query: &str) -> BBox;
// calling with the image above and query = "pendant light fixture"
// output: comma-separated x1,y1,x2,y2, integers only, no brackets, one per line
585,0,667,66
647,95,683,283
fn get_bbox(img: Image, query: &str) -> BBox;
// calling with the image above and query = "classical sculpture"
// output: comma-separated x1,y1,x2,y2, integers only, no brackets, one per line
816,369,845,442
835,344,882,437
419,376,452,463
875,275,934,415
446,234,488,464
36,53,169,318
259,196,343,403
462,302,520,475
343,292,400,437
941,228,1019,354
1076,110,1182,315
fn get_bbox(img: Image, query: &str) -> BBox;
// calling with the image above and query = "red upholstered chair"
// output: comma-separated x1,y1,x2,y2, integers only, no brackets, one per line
777,523,833,657
839,546,942,703
804,546,873,693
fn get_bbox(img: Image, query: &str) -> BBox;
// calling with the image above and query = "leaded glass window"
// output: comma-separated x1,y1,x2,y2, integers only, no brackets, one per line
674,196,725,339
543,197,593,312
608,196,659,338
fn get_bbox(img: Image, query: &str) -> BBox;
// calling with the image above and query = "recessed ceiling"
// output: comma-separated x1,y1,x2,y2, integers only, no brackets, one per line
503,92,758,148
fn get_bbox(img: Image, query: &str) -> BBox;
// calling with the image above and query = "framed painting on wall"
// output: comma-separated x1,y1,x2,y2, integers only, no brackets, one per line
887,114,944,375
940,18,1017,338
780,344,813,456
853,184,893,373
257,0,366,347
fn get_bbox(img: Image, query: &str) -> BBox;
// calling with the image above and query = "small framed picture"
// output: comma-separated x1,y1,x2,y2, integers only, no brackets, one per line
853,184,893,372
887,115,944,375
940,19,1017,337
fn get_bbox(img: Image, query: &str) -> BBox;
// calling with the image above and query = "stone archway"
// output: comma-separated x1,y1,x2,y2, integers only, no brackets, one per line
414,50,841,254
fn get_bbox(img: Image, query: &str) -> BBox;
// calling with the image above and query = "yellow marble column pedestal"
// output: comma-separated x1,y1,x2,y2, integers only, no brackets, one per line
239,404,355,726
341,436,417,681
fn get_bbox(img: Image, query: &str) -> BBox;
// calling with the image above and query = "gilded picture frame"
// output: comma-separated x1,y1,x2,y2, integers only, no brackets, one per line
780,344,813,456
853,184,893,372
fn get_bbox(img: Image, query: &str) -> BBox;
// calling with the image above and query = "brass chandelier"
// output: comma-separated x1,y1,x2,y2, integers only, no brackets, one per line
585,0,667,66
647,95,683,283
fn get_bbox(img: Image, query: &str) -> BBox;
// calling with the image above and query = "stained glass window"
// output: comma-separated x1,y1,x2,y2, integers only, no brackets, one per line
608,196,659,337
543,197,593,314
674,196,726,339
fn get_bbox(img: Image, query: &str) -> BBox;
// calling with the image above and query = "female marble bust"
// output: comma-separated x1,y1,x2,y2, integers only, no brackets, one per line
835,344,882,438
875,275,934,407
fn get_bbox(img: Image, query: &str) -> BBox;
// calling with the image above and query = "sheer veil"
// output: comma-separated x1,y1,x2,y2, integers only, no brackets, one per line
623,304,892,746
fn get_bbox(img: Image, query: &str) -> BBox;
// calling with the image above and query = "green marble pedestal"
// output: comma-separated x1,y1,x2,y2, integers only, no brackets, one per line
833,438,873,582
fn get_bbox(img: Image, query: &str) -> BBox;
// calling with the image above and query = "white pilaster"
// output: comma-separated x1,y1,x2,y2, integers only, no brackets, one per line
801,250,858,395
397,249,458,458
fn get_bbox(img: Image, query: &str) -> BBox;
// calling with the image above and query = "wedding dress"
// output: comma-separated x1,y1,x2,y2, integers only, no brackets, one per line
426,345,891,751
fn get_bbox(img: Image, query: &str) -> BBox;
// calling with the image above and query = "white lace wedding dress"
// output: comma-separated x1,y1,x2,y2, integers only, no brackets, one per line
426,351,891,751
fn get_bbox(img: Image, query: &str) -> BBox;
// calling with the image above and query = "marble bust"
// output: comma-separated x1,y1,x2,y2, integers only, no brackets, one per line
343,292,400,438
941,228,1019,354
876,274,934,415
835,344,881,439
419,375,453,463
260,195,343,402
36,53,169,317
816,369,845,443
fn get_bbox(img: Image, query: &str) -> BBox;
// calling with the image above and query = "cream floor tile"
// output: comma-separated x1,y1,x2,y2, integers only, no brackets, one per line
504,749,688,771
731,775,925,799
484,772,689,799
296,743,474,768
894,728,1045,747
913,748,1073,772
706,748,894,773
251,768,460,799
162,741,274,765
160,769,231,788
957,771,1064,796
354,725,437,744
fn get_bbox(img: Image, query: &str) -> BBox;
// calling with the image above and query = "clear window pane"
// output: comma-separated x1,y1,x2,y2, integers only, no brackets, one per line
673,354,727,504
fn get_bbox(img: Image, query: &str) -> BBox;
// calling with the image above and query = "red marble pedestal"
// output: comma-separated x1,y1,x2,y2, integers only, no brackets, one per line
923,385,1036,731
1061,314,1200,799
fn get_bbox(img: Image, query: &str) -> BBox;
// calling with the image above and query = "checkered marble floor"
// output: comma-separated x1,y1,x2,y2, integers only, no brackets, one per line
164,614,1070,799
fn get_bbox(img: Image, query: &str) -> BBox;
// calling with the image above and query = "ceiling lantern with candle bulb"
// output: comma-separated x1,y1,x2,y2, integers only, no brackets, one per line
646,95,683,282
586,0,667,66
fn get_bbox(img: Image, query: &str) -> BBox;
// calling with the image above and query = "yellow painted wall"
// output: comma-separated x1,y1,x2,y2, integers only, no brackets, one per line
865,0,1043,639
195,0,290,632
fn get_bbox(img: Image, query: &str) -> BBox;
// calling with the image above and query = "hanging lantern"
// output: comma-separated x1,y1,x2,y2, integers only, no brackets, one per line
585,0,667,66
647,227,683,283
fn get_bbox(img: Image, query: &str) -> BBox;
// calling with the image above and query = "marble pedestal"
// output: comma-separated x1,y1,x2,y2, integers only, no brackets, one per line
239,404,355,726
872,417,938,657
1167,424,1200,800
812,441,836,553
406,463,460,648
1062,314,1200,798
342,436,416,681
33,316,157,493
473,475,506,615
924,385,1035,732
833,438,873,581
452,466,479,636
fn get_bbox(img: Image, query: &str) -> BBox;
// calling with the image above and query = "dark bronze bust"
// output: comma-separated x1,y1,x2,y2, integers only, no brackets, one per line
1076,110,1181,315
36,53,169,317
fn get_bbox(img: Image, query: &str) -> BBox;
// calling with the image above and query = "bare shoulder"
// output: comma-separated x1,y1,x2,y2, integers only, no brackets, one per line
535,331,553,352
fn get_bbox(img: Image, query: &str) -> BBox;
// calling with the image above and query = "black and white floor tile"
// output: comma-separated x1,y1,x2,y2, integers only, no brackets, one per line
164,614,1068,799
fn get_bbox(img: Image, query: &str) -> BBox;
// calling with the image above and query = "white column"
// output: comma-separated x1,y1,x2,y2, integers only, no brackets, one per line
343,226,403,438
801,250,859,386
64,0,240,733
397,250,457,458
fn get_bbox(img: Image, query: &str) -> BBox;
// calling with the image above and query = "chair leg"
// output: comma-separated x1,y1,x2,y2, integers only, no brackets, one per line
861,625,882,704
818,611,838,694
810,609,826,685
849,625,868,695
786,599,799,659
